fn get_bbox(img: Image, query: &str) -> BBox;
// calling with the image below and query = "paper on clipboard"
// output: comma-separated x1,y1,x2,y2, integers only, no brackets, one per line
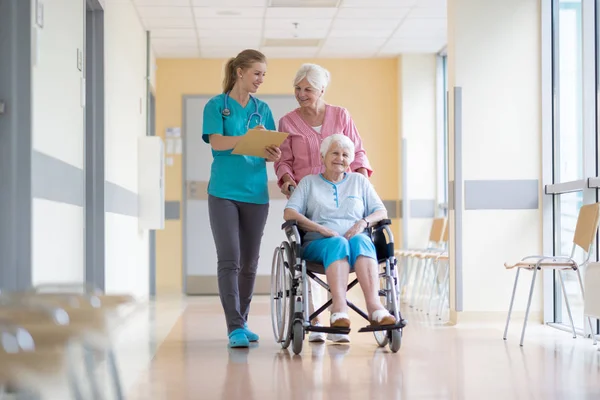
231,129,289,157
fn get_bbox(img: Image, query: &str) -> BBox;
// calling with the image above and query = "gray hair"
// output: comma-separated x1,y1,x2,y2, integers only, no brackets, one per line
320,134,355,164
293,63,331,92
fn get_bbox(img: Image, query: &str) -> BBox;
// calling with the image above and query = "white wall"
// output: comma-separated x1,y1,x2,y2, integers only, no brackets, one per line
31,0,85,285
104,0,150,299
399,54,438,248
448,0,542,315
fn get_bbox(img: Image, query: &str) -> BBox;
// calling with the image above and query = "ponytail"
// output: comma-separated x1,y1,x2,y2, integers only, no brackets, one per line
222,57,237,93
221,49,267,94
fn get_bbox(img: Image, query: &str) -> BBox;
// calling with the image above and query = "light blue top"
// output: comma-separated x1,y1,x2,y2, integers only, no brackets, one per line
285,172,386,243
202,93,276,204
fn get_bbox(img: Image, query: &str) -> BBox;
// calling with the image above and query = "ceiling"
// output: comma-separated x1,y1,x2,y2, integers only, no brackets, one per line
131,0,447,59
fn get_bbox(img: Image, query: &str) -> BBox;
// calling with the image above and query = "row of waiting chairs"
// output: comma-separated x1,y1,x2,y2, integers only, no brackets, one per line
0,284,133,399
396,217,449,321
396,202,600,348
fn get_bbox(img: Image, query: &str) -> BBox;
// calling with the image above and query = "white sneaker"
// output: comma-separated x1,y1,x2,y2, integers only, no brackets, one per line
308,323,326,342
327,333,351,343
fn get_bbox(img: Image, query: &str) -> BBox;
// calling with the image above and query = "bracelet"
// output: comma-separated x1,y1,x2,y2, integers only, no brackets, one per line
362,218,369,228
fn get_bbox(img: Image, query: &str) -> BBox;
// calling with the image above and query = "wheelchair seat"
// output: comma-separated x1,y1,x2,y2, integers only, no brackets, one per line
281,219,395,267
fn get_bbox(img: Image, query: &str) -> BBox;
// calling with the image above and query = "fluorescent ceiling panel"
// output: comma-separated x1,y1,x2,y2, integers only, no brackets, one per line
193,7,265,18
265,7,337,18
197,29,263,38
195,18,262,30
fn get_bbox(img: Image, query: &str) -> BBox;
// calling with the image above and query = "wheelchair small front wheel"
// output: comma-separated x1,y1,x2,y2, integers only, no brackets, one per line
389,329,402,353
291,321,304,355
373,330,389,347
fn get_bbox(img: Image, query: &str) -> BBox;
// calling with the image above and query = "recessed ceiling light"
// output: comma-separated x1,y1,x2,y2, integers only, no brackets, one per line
216,10,241,16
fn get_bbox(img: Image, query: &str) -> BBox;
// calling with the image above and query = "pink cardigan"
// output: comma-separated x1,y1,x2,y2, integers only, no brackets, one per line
274,104,373,187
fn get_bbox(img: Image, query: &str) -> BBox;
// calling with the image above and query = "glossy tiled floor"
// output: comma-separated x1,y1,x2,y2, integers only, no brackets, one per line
120,295,600,400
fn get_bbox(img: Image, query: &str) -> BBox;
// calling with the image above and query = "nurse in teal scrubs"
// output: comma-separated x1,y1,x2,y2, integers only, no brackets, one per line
202,49,281,348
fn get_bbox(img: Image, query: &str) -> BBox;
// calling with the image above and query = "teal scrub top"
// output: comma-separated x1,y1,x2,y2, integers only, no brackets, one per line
202,93,276,205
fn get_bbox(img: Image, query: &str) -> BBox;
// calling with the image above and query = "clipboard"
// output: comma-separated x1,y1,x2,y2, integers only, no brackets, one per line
231,129,289,157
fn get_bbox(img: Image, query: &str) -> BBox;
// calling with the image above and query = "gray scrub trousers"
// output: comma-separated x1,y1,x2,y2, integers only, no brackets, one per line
208,195,269,334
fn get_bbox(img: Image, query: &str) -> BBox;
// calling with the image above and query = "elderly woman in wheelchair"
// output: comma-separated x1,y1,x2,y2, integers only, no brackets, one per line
270,134,404,354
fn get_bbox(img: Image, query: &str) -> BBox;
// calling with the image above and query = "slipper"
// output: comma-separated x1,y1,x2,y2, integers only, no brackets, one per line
370,310,396,326
228,328,250,348
330,312,351,328
243,323,259,342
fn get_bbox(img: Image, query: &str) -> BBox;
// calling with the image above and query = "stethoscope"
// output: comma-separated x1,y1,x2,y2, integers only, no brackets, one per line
222,92,263,130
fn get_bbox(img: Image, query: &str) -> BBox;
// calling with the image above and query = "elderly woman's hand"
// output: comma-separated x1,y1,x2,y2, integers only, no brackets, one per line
264,145,281,162
317,225,339,238
343,219,368,240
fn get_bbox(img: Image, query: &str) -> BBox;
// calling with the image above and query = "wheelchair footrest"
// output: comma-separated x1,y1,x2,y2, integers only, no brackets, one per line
306,325,351,335
358,319,407,333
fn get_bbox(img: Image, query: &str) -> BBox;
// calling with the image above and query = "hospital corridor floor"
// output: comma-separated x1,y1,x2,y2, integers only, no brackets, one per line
116,295,600,400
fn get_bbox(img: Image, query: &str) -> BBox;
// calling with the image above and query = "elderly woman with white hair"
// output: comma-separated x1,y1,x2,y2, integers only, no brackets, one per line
275,63,373,342
283,134,396,337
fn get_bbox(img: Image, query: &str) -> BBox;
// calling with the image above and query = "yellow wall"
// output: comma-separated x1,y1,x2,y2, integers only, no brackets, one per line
156,58,400,294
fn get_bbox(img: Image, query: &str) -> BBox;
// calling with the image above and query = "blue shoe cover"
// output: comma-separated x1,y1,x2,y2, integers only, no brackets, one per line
243,323,259,342
228,328,250,348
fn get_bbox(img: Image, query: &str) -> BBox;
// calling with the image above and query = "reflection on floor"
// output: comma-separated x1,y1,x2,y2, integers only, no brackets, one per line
117,296,600,400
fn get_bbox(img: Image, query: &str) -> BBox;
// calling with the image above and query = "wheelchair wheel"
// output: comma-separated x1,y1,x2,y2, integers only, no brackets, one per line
292,321,304,355
270,242,294,349
389,329,402,353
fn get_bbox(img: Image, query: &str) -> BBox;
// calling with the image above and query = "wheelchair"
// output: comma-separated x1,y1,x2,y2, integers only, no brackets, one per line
270,218,406,355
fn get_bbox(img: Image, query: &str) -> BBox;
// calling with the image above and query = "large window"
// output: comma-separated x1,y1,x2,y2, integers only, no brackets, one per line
547,0,597,335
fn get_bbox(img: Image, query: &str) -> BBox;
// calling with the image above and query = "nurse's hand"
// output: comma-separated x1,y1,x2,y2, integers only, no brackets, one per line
318,226,339,238
264,145,281,162
254,125,266,131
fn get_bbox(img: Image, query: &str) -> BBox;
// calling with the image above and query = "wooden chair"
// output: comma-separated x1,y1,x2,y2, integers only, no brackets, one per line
503,202,600,346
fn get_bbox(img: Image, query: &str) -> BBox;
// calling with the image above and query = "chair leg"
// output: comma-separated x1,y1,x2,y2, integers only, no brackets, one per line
558,270,577,339
416,259,432,311
503,268,520,340
427,260,440,315
410,258,424,308
574,268,598,345
519,268,538,346
437,262,450,319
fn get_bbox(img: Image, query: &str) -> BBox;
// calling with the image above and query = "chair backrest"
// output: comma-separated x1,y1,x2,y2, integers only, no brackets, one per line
442,219,449,242
429,218,447,243
573,203,600,252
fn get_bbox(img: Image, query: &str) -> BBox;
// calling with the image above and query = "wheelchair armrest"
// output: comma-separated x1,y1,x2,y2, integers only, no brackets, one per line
372,219,391,229
281,220,298,230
